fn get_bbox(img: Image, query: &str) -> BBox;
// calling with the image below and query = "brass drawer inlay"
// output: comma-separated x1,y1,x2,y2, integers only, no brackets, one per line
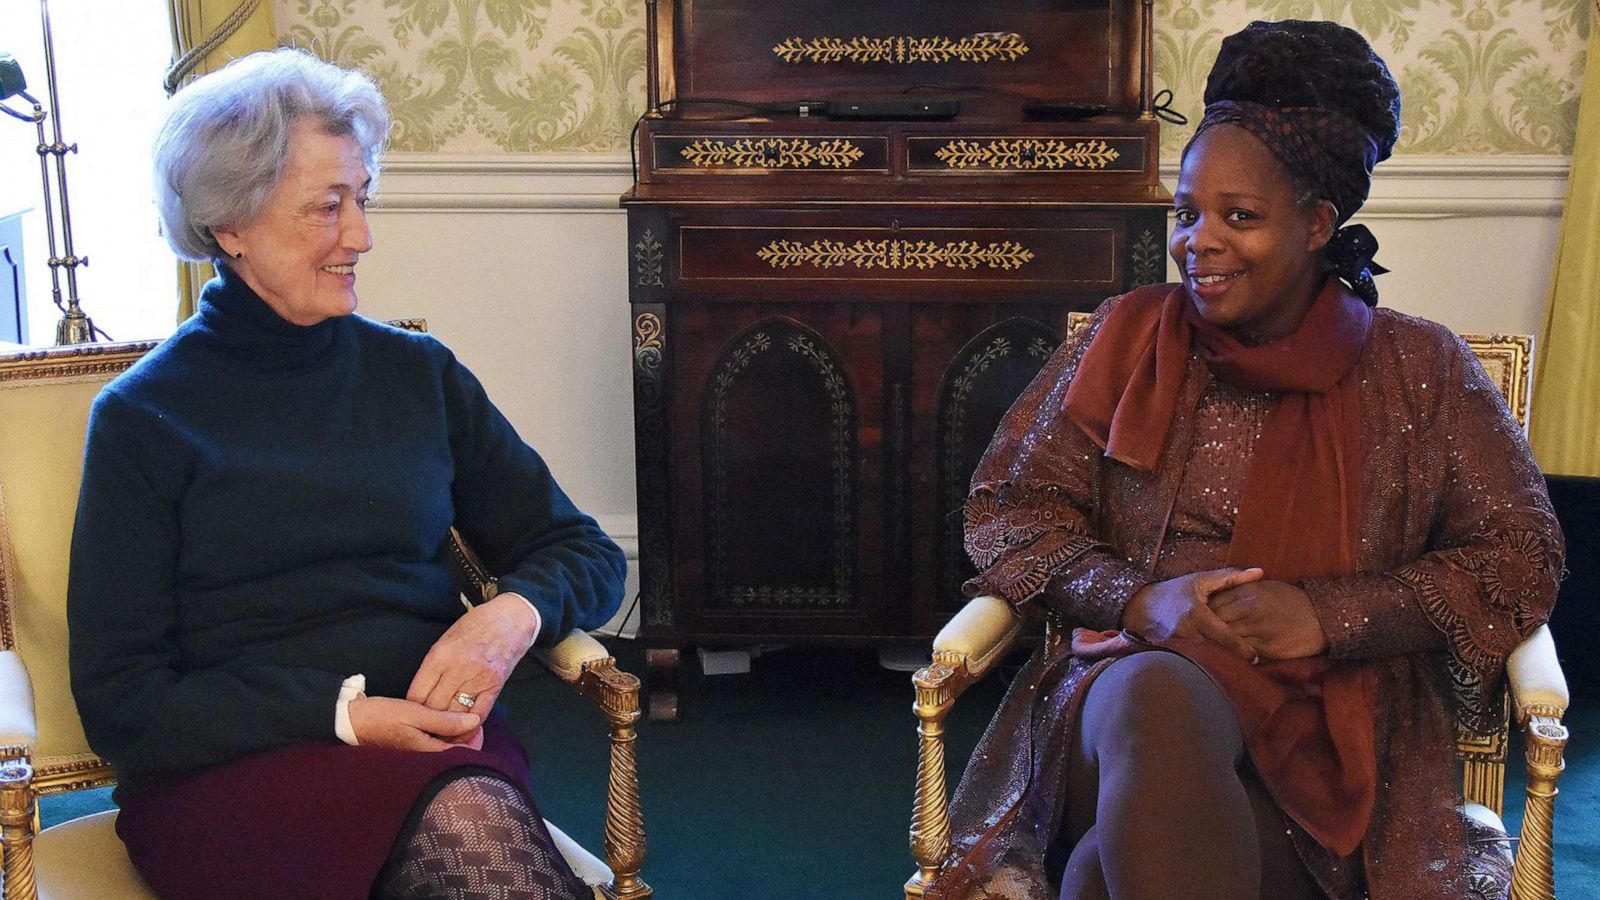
757,239,1035,271
772,33,1028,65
680,138,865,169
936,138,1121,170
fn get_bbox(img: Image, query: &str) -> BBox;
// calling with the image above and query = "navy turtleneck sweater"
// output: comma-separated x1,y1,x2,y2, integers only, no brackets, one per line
67,267,624,779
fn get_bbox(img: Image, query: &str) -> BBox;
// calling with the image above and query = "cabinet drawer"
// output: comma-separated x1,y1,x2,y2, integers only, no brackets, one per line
677,223,1121,292
905,133,1149,175
652,134,892,174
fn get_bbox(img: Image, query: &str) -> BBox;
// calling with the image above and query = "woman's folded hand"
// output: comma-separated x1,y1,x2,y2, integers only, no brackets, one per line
406,593,540,729
1208,580,1328,660
1120,567,1264,661
348,696,482,751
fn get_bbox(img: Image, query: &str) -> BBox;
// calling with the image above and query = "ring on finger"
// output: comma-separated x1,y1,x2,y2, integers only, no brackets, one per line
455,691,478,709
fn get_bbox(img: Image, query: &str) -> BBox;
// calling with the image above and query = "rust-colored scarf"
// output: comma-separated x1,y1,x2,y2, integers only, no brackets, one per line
1063,279,1377,857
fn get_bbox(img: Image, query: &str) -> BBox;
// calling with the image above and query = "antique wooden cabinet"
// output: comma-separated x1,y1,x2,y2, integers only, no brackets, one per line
622,0,1170,717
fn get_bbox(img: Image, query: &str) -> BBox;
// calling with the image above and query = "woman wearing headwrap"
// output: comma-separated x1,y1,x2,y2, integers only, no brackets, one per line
924,20,1562,900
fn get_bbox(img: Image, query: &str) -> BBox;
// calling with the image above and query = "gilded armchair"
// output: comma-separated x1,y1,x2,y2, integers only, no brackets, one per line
906,329,1570,900
0,336,650,900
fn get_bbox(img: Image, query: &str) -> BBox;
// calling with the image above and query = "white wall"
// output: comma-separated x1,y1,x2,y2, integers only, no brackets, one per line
355,152,1570,633
1295,156,1568,336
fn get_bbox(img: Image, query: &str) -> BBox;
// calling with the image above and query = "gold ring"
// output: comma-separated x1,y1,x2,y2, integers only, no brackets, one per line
455,691,477,709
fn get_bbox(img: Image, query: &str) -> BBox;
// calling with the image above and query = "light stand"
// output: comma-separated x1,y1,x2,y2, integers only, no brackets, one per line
0,0,97,345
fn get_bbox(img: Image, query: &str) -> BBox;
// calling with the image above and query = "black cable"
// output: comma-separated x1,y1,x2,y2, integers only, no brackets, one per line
609,584,643,639
630,112,642,185
1152,89,1189,126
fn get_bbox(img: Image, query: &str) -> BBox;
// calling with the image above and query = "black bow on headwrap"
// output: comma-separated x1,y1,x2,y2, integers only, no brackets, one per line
1324,223,1387,306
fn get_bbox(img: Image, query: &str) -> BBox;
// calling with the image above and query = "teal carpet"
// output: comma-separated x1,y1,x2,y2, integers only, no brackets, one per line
44,644,1600,898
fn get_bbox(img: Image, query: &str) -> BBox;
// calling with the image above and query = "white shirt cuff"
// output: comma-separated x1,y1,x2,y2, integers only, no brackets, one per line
513,594,543,648
334,673,366,746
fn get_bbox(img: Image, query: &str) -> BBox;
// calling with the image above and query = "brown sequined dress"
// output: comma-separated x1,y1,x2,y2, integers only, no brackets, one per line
927,291,1564,900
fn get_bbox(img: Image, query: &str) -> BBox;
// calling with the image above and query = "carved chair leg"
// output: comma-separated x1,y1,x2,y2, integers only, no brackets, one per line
907,658,963,899
0,759,38,900
578,660,652,900
1510,713,1568,900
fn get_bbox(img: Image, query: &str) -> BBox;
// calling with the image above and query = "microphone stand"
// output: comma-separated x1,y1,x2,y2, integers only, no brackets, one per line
0,0,95,344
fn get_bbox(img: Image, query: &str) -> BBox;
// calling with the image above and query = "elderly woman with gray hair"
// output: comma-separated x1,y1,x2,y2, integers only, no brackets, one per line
65,49,619,900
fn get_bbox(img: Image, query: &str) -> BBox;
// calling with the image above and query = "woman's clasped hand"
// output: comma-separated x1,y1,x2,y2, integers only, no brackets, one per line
1121,566,1329,662
350,592,542,751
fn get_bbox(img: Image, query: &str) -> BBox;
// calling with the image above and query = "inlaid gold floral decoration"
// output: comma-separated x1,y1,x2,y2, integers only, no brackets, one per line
679,138,865,169
633,312,664,351
772,33,1028,64
758,239,1035,271
935,139,1121,170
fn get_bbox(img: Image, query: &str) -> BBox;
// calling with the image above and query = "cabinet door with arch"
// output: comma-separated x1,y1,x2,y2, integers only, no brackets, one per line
665,301,888,639
903,304,1085,635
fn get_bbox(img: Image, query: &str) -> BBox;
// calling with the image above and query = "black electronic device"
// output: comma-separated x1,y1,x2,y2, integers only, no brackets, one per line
826,96,961,120
1022,101,1108,121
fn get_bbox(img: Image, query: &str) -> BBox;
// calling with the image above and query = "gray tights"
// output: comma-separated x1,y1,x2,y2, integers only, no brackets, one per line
1058,652,1326,900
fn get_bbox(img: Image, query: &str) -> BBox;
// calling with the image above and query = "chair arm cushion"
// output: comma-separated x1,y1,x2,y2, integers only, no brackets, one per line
933,595,1023,680
544,818,613,888
1506,624,1568,715
0,650,37,750
531,630,609,684
1462,801,1506,835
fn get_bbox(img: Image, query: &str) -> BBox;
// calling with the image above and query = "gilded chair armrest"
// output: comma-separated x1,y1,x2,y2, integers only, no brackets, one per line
931,595,1024,684
1508,633,1568,900
530,633,651,900
1506,625,1568,719
0,651,37,753
531,630,611,685
907,596,1023,898
0,652,38,900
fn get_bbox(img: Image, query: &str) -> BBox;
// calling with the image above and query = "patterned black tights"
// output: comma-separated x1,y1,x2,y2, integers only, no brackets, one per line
372,774,589,900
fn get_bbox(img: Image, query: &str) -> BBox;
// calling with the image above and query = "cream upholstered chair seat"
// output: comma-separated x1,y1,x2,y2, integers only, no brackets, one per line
30,811,153,900
905,329,1571,900
0,335,648,900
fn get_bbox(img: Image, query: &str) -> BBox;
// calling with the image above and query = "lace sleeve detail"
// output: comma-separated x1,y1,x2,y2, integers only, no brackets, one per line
963,482,1147,629
1390,524,1562,732
959,293,1153,629
1301,573,1444,659
1388,337,1564,732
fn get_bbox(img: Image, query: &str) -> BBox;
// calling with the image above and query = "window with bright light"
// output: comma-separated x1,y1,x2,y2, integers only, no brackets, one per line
0,1,177,345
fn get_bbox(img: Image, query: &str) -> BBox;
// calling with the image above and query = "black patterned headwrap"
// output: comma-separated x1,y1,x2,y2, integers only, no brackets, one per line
1187,20,1402,305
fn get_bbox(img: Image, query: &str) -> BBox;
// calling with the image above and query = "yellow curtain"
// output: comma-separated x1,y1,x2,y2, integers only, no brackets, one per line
164,0,278,322
1531,12,1600,478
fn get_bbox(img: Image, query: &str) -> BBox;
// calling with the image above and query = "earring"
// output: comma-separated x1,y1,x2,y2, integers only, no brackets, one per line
233,251,243,259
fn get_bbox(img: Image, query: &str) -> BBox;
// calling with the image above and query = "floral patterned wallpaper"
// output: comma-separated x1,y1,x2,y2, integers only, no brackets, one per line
278,0,645,152
273,0,1588,156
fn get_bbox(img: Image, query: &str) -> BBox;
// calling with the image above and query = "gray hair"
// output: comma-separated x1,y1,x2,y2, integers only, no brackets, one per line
153,48,389,262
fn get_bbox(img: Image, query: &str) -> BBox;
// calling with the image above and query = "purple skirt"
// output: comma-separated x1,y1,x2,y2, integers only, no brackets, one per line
115,714,546,900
